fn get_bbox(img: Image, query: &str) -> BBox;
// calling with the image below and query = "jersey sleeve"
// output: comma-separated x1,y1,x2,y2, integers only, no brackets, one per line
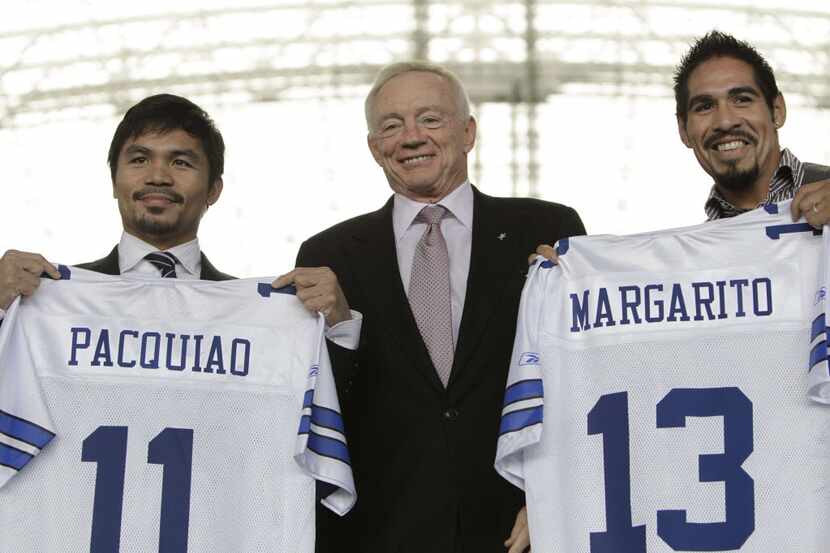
0,298,56,488
808,228,830,403
293,314,356,516
494,258,553,491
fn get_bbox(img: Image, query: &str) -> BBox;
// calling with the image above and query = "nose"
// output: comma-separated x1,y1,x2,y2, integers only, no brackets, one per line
400,120,427,148
712,101,741,132
145,160,173,186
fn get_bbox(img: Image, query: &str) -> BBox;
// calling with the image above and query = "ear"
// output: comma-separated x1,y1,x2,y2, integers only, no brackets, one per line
463,116,477,154
677,114,692,149
207,178,223,207
772,93,787,129
367,133,384,167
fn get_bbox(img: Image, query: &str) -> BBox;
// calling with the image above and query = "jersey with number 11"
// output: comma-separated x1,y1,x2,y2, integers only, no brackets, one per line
0,268,355,553
496,201,830,552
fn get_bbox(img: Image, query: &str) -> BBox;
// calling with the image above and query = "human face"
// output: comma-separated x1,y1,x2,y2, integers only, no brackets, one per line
367,71,476,203
113,129,222,250
678,56,785,206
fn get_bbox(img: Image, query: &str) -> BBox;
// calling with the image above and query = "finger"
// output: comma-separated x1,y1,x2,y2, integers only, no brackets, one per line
271,270,297,289
792,190,822,222
536,244,558,262
506,534,530,553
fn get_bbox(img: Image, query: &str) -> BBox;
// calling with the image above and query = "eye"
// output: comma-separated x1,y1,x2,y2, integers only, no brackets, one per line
380,120,402,133
172,158,193,168
691,100,713,113
128,156,147,165
734,95,753,104
419,114,444,128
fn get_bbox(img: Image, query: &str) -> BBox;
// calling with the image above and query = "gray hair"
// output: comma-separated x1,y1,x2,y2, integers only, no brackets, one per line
364,61,472,131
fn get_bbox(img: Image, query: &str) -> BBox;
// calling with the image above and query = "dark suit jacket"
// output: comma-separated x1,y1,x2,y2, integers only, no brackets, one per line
297,186,585,553
75,246,234,281
804,162,830,186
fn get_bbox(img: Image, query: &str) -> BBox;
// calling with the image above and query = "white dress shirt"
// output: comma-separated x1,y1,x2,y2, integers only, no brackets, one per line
393,180,473,345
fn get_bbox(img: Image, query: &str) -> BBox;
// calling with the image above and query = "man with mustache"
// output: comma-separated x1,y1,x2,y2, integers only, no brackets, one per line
0,94,352,332
675,31,830,223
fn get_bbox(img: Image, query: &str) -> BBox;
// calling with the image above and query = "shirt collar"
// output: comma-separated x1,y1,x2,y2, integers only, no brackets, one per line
704,148,802,220
118,231,201,276
392,180,474,241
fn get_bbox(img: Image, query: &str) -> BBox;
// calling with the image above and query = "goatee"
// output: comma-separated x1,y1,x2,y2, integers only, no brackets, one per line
714,162,760,196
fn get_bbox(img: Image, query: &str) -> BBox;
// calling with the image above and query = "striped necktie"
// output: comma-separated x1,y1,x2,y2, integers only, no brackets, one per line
144,251,179,278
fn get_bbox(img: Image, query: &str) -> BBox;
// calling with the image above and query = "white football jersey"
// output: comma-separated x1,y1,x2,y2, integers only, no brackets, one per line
496,201,830,552
0,267,355,553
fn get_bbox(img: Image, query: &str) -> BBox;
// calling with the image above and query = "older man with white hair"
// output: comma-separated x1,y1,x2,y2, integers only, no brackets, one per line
281,61,585,553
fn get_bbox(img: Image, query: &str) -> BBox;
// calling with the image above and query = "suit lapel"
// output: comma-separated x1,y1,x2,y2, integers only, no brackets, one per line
347,198,445,392
450,188,519,386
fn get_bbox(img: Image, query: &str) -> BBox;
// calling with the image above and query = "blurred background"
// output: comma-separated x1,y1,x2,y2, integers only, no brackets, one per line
2,0,829,276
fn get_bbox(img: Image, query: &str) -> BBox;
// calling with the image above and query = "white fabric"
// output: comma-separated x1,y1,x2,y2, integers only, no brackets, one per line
0,268,355,553
118,231,361,350
496,201,830,552
393,180,473,344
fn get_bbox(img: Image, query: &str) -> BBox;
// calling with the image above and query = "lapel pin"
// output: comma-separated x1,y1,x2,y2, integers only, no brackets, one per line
497,233,507,241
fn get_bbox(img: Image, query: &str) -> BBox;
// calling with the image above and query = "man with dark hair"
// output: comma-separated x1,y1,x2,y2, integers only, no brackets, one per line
277,61,585,553
0,93,351,330
674,30,830,224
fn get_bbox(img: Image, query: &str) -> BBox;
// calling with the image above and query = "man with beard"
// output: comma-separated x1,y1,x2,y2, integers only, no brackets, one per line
674,31,830,224
0,94,351,331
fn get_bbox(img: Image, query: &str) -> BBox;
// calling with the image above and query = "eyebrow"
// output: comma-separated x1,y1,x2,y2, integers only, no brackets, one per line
688,85,761,108
123,144,201,163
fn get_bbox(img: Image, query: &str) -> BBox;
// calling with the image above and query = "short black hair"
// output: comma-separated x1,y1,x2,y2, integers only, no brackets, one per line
107,94,225,186
674,30,780,123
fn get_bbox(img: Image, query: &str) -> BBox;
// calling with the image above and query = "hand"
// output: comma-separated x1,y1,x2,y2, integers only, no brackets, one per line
273,267,351,327
527,243,558,266
504,506,530,553
0,250,61,310
791,179,830,228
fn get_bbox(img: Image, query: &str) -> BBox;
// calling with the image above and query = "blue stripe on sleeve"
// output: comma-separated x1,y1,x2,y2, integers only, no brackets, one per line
0,443,34,471
302,390,314,409
810,340,827,372
499,406,543,436
311,404,346,434
811,314,826,342
0,410,54,448
503,379,544,407
298,415,311,435
308,432,351,466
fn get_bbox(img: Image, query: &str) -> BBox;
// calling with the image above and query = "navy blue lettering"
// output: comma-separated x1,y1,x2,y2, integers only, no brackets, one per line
571,290,591,332
118,330,138,368
165,333,189,371
594,288,616,328
730,279,749,317
230,339,251,376
140,332,161,369
715,281,728,319
667,284,690,322
91,329,114,367
644,284,664,323
619,286,642,325
692,282,716,321
191,335,204,372
205,336,225,374
752,278,773,316
69,327,91,366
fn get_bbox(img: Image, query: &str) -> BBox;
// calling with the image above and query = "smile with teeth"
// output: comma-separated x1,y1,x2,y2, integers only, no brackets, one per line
715,140,748,152
401,154,435,165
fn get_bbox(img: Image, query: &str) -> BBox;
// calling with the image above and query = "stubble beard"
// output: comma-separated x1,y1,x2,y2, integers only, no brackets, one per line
135,208,180,238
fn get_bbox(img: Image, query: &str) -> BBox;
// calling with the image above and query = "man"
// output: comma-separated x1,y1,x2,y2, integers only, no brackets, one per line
280,62,585,553
0,94,351,332
674,30,830,224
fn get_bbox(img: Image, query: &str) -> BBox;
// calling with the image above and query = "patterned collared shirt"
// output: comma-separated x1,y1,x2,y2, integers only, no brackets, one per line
705,148,805,220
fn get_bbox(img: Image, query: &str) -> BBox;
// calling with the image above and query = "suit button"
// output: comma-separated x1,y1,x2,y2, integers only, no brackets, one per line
443,408,459,420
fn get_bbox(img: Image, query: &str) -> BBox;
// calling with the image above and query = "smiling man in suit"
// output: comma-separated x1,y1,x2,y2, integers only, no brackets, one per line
0,94,349,331
282,62,585,553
